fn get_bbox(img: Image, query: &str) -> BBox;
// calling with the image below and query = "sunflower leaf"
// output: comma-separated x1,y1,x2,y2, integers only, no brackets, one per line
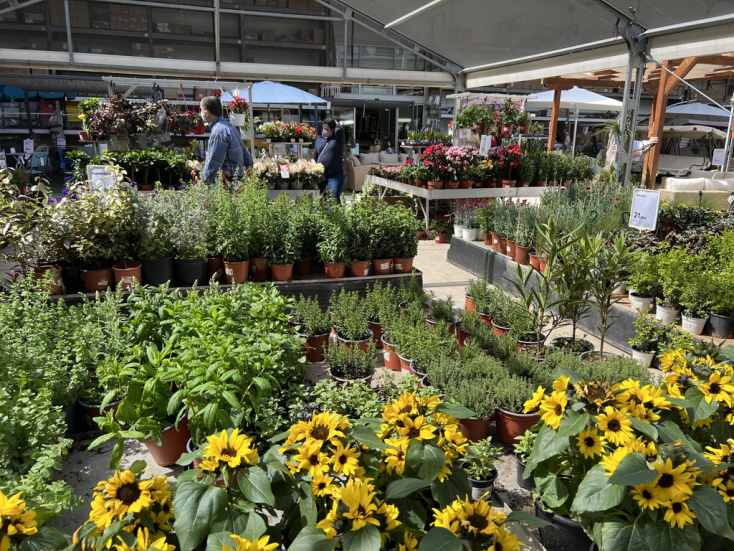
386,478,431,500
599,517,647,551
571,464,625,513
342,524,381,551
205,532,236,551
237,466,275,507
557,411,590,438
433,402,474,420
287,526,337,551
18,526,69,551
608,452,657,487
431,467,471,509
687,484,734,541
417,527,462,551
685,387,719,422
173,482,229,551
241,512,267,541
642,521,702,551
523,423,570,477
504,511,553,528
625,414,658,442
352,424,389,450
387,496,427,531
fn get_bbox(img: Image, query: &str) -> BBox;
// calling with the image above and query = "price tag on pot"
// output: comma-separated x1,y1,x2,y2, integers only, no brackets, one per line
281,170,289,179
728,193,734,205
459,128,470,139
87,165,116,192
629,189,660,231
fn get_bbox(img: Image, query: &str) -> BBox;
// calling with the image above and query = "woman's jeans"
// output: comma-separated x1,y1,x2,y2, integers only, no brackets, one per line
319,174,344,204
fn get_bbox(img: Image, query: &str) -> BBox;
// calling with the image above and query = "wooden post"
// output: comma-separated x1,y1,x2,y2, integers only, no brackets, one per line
547,88,562,153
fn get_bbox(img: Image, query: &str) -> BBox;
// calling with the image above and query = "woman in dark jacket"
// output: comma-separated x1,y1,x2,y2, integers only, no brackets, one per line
313,118,345,203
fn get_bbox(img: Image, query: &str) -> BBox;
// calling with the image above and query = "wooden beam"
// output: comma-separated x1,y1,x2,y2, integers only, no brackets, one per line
693,55,734,66
542,77,625,89
643,60,672,189
663,56,699,96
547,88,562,153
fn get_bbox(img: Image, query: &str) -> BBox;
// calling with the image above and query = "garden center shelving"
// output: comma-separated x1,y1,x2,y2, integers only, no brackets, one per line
365,174,547,231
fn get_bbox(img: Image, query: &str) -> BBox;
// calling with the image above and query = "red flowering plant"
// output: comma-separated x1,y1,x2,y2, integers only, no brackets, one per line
92,94,137,138
499,144,525,181
168,109,196,136
209,89,222,97
501,99,523,126
227,96,249,114
420,144,448,181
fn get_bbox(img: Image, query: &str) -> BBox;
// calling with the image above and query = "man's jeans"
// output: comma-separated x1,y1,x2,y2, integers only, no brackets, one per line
318,174,344,204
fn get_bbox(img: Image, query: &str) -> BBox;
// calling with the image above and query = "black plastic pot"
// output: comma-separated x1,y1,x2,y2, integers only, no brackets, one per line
461,461,496,501
62,398,86,436
535,499,592,551
174,258,207,287
61,264,88,294
710,313,734,339
515,453,535,491
141,257,174,286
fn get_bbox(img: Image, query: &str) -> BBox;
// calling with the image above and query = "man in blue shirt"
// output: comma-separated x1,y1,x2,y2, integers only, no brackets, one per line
199,96,253,184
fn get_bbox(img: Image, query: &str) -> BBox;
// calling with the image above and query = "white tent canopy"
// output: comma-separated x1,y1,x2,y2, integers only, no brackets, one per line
221,81,327,105
666,102,732,119
526,87,623,154
637,124,728,140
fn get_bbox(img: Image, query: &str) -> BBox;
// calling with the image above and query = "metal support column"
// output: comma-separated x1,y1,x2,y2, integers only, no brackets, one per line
343,14,348,80
725,98,734,172
214,0,220,71
623,60,646,186
63,0,73,64
614,53,633,183
239,14,246,63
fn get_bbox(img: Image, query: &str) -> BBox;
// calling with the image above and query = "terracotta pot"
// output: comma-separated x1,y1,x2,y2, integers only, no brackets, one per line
465,295,475,313
498,237,507,255
381,335,400,371
459,180,473,189
479,312,492,327
393,257,414,274
506,240,517,259
139,185,153,191
491,319,512,337
519,181,531,187
249,257,270,281
296,331,329,362
427,181,443,190
460,417,491,442
33,265,63,295
529,254,542,270
207,257,226,283
144,415,191,467
328,369,374,387
82,267,114,292
539,258,547,273
368,321,383,348
483,233,492,246
79,399,121,431
516,245,534,266
224,260,250,284
401,178,409,184
501,124,514,137
398,354,416,376
349,260,370,277
491,232,500,252
435,233,447,243
337,329,373,353
372,258,392,275
518,123,531,134
495,408,540,446
324,262,346,278
416,180,427,188
268,263,291,282
456,325,469,347
112,261,142,291
294,257,313,277
501,179,517,188
535,180,547,187
446,180,460,189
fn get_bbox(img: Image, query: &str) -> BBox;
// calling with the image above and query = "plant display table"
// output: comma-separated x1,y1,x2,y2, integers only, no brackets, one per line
365,174,548,230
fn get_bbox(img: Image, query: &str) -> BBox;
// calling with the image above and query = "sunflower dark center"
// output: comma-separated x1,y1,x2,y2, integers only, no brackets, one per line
399,405,412,414
726,488,734,497
221,447,236,457
630,395,643,405
397,451,405,461
584,437,595,447
118,483,142,505
607,419,621,432
672,502,683,513
318,482,327,490
658,473,674,488
711,383,722,394
312,425,330,440
309,454,320,466
407,427,421,439
495,544,503,551
642,489,652,500
554,403,563,415
357,505,366,516
338,454,347,465
467,514,489,531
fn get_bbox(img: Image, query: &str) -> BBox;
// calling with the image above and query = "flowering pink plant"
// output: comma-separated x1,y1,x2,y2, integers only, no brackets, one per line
420,144,448,181
445,145,479,180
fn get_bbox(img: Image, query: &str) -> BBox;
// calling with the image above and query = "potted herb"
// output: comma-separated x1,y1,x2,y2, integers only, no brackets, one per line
513,430,536,490
246,180,272,281
330,289,372,351
426,297,456,331
516,110,532,134
517,157,534,187
459,310,494,353
398,272,432,312
430,217,452,243
212,182,250,284
626,252,660,311
292,295,331,362
265,194,301,282
444,374,498,442
292,195,321,276
629,316,665,367
680,271,714,335
390,203,421,273
514,205,537,264
709,271,734,339
363,281,399,349
493,374,537,446
135,191,175,286
462,438,502,501
465,277,491,314
345,196,375,277
324,340,377,385
317,197,350,278
656,248,687,323
534,153,549,186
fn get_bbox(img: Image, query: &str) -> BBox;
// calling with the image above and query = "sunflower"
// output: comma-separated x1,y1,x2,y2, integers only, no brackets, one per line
201,429,259,470
454,498,497,537
432,505,460,535
576,426,605,459
293,441,331,476
113,527,174,551
631,483,667,510
311,474,335,497
299,411,348,447
222,534,279,551
383,392,419,422
523,386,545,413
396,415,437,441
653,458,695,501
0,491,38,551
575,380,615,411
330,441,360,476
553,375,570,393
539,391,567,430
420,394,442,410
384,438,408,475
376,500,401,544
104,470,154,516
659,349,685,372
601,448,628,475
399,532,418,551
89,495,118,529
340,478,380,531
316,504,339,539
717,479,734,502
490,525,522,551
596,407,633,445
705,442,733,465
664,497,696,529
701,371,734,407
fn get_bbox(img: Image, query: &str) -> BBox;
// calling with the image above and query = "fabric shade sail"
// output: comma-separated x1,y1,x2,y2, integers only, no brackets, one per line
665,102,732,119
526,87,623,112
221,81,327,105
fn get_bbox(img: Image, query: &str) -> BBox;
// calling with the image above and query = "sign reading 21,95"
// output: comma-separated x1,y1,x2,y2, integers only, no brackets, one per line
629,189,661,231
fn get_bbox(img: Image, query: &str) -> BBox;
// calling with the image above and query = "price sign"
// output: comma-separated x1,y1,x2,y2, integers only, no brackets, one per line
280,170,289,179
727,193,734,205
458,128,470,139
23,140,33,155
713,148,726,166
87,165,116,192
0,159,6,169
629,189,661,231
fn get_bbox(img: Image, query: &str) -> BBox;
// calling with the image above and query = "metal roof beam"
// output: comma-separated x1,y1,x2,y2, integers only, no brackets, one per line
384,0,450,30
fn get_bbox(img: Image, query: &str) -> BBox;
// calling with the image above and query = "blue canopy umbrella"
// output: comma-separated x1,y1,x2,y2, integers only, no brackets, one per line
0,85,74,100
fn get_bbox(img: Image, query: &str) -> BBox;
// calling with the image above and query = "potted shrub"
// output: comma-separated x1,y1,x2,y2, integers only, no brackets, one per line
534,153,549,186
426,297,456,331
265,195,301,282
626,252,660,311
330,289,372,352
709,271,734,339
629,315,665,367
464,276,491,313
443,373,499,442
390,203,421,273
430,217,452,243
212,182,250,284
514,205,537,264
680,271,714,335
499,144,524,187
462,438,502,501
413,164,431,187
398,272,433,312
317,197,350,278
462,310,496,354
513,430,536,491
135,192,175,286
363,280,399,349
516,110,532,134
656,248,687,323
517,157,534,187
345,196,375,277
292,195,321,276
476,200,496,245
226,95,249,127
493,374,537,446
323,340,377,385
292,295,331,362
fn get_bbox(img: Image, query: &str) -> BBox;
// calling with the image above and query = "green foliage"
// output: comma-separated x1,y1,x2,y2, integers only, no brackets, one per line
317,197,350,264
324,341,377,380
330,289,369,342
493,375,535,413
428,297,455,325
265,193,301,265
513,430,536,461
312,379,383,419
292,295,331,336
629,316,667,354
465,438,502,480
363,281,399,324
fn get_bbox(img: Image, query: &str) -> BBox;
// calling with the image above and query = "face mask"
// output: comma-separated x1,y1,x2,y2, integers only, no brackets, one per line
321,128,331,139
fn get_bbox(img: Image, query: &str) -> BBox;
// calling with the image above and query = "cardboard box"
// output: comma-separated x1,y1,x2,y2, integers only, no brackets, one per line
313,28,323,44
69,0,89,28
170,24,191,35
289,0,307,8
92,20,111,29
267,0,278,6
260,28,274,41
29,37,48,50
244,57,255,63
0,11,17,22
164,90,178,99
49,0,65,26
110,4,129,31
24,13,45,24
154,45,175,58
128,6,147,31
52,40,70,52
131,43,150,56
244,29,259,40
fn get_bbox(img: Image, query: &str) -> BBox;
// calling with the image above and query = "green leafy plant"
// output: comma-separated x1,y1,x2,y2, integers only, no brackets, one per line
330,289,369,342
428,297,455,325
465,438,502,480
629,316,666,354
292,294,330,336
323,340,377,380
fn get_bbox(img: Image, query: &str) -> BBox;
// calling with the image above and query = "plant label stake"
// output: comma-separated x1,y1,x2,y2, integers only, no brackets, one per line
629,189,660,231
